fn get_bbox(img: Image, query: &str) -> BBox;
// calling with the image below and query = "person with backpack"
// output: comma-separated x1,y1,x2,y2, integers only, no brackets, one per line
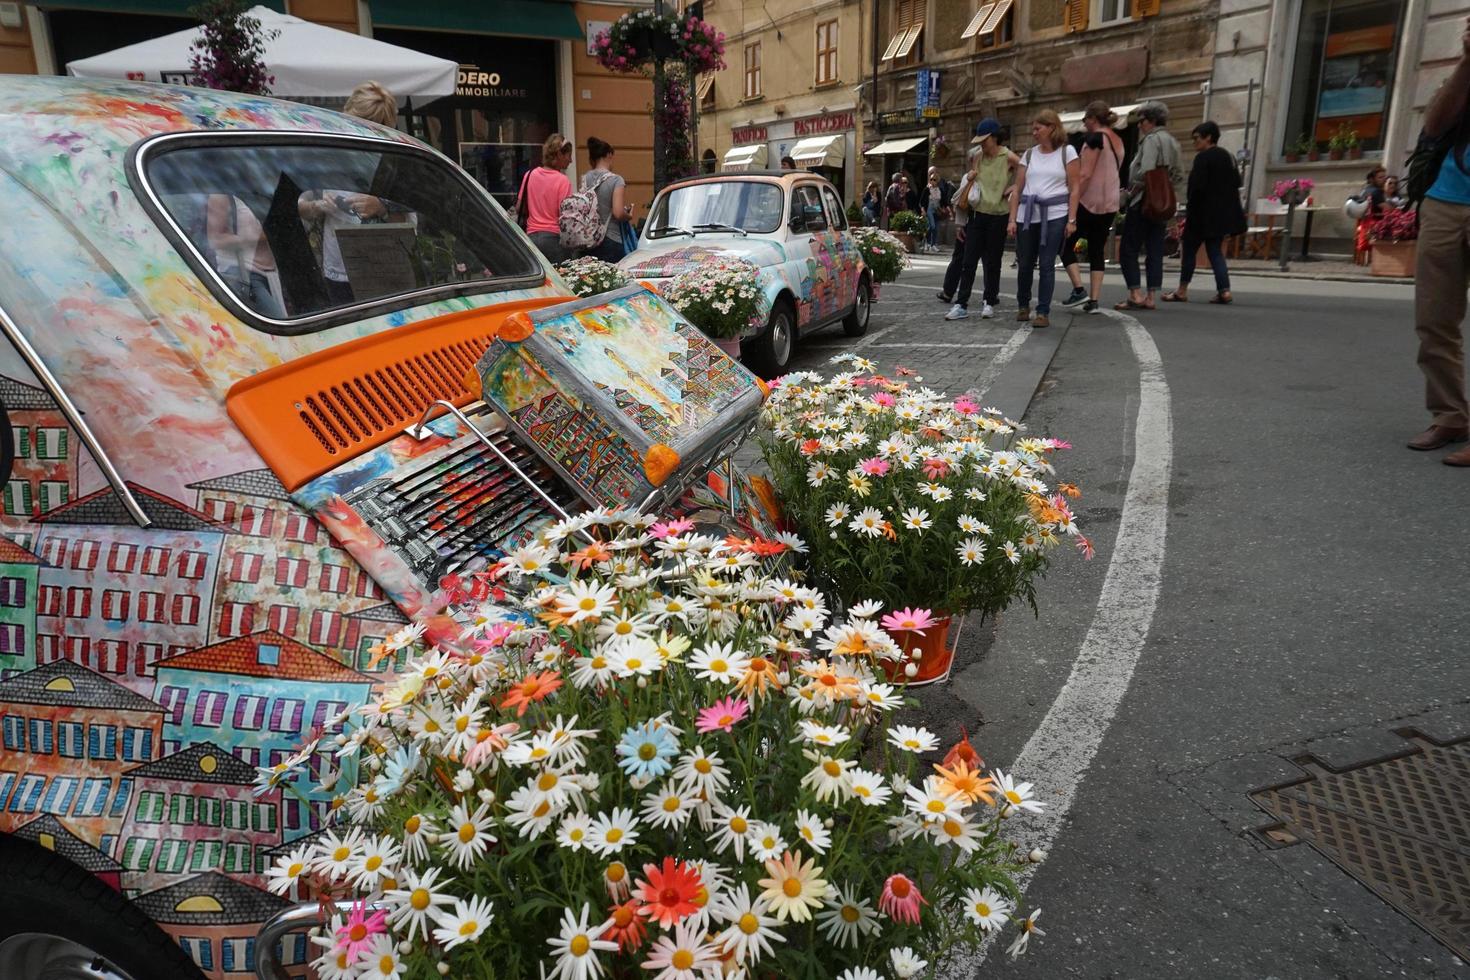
1408,15,1470,465
1058,101,1124,314
1115,101,1182,312
515,133,574,263
574,137,632,262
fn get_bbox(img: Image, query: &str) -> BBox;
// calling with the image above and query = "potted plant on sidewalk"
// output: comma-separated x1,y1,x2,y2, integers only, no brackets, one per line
758,355,1091,685
888,210,927,253
1369,207,1418,277
662,256,767,358
851,226,910,300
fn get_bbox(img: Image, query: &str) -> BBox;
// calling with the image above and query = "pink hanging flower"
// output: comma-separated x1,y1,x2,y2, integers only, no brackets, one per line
879,607,938,635
334,900,389,963
696,696,751,734
879,873,928,924
872,391,897,407
650,518,696,539
921,457,951,480
858,457,890,477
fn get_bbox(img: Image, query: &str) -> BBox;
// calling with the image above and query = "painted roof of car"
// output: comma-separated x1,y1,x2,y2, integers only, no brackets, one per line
0,77,559,505
659,170,834,192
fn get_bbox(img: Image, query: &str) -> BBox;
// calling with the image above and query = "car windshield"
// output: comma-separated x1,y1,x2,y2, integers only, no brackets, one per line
645,180,785,237
141,138,542,333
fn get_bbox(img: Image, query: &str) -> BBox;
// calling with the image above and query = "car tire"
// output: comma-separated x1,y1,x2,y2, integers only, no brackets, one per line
842,276,872,337
743,298,796,380
0,835,205,980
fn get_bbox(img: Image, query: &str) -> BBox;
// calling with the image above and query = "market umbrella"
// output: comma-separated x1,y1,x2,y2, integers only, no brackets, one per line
66,6,457,101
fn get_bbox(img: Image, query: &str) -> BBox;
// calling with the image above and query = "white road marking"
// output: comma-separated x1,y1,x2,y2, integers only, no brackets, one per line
971,325,1035,400
939,310,1173,975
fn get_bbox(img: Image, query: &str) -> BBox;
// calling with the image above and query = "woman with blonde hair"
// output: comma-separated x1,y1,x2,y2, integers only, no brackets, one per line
1006,109,1080,328
1059,101,1124,314
516,133,574,262
343,81,397,127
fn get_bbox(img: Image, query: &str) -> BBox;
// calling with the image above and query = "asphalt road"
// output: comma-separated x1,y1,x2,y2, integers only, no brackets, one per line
780,256,1470,980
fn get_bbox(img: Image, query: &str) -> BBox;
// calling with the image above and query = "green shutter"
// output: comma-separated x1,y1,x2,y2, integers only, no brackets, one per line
252,803,277,833
138,791,166,822
12,428,26,459
122,837,156,870
196,797,221,827
168,794,195,825
367,0,583,39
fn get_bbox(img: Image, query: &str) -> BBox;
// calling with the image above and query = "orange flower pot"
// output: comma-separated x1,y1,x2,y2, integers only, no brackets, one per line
882,613,963,687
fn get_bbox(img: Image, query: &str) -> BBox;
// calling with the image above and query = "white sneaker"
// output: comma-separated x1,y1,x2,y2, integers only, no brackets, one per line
945,304,969,320
980,303,995,319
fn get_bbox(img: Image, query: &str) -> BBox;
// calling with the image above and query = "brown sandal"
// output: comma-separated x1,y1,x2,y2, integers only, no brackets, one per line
1161,291,1188,302
1114,299,1154,311
1210,292,1233,305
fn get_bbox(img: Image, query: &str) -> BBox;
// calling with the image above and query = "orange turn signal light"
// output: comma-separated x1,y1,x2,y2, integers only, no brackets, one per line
643,444,681,486
499,311,536,342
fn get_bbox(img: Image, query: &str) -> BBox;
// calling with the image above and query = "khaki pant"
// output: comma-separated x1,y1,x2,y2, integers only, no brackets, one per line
1415,197,1470,429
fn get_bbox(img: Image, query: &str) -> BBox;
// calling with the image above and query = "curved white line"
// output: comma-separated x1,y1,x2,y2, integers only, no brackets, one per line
941,310,1173,975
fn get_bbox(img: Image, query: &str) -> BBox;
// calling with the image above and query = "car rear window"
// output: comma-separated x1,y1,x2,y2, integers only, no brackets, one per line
136,135,543,334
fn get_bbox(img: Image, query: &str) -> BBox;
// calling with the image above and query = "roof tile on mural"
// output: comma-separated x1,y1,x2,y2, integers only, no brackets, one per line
154,630,372,684
126,742,257,785
0,659,164,712
0,537,41,565
15,815,123,872
133,871,291,925
187,468,292,501
0,375,62,411
346,601,411,625
35,482,223,531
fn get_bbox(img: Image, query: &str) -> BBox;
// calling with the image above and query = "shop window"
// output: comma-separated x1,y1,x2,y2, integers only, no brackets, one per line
744,42,762,100
1282,0,1401,156
816,20,839,85
882,0,925,67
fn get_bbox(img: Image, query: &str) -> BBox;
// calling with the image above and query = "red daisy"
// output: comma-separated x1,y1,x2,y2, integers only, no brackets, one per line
633,857,704,928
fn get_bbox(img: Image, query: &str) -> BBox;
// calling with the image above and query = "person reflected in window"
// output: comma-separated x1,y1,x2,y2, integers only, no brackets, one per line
206,195,284,318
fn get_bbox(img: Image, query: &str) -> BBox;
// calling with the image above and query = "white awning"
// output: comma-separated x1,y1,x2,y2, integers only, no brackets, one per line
790,135,845,167
864,137,926,156
723,144,768,171
1060,102,1141,133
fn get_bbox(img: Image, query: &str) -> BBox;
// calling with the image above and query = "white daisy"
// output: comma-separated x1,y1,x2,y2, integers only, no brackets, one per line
746,820,787,862
799,754,854,803
641,784,697,830
846,507,884,537
641,920,720,980
594,611,655,643
586,807,640,856
709,805,753,861
569,652,618,690
555,580,617,625
930,811,984,852
710,883,785,966
793,809,831,854
385,866,456,941
816,883,880,948
673,746,730,799
994,769,1045,815
349,834,401,890
901,507,932,532
310,828,363,879
847,599,884,619
796,720,850,747
264,845,310,896
545,902,618,980
961,886,1012,931
431,894,495,951
689,642,750,684
442,801,497,868
1002,540,1022,564
358,934,405,980
1007,907,1045,957
956,536,988,566
887,725,939,754
847,768,893,807
557,811,593,852
607,638,662,678
857,683,902,712
890,946,928,978
807,461,834,486
399,812,436,865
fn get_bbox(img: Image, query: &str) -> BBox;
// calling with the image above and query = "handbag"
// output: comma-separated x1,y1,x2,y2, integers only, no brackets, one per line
621,218,639,256
1141,166,1176,222
511,170,532,231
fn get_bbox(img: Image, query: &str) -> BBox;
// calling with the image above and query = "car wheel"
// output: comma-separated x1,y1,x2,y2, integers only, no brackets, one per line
0,836,204,980
843,276,872,337
743,299,795,380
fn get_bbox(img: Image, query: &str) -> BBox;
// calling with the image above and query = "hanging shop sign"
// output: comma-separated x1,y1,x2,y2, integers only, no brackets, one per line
915,69,941,122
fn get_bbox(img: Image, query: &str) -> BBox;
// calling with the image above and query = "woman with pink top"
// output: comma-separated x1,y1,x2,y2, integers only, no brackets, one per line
1059,102,1125,315
515,133,574,263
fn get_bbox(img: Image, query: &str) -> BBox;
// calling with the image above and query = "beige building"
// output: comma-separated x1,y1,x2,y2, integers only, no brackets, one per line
694,0,873,201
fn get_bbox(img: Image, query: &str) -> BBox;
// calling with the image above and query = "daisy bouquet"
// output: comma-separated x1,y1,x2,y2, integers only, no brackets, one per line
262,510,1050,979
662,257,768,339
757,355,1090,619
557,256,633,297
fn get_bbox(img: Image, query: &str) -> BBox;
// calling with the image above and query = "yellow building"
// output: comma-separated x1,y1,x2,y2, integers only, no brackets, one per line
694,0,871,201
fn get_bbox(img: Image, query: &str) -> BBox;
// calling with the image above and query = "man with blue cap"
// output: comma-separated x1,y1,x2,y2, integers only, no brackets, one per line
939,118,1018,320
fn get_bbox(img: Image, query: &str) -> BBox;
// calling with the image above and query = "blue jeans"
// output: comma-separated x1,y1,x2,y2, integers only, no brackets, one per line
1120,205,1166,292
926,207,939,247
1015,215,1067,315
1179,231,1230,293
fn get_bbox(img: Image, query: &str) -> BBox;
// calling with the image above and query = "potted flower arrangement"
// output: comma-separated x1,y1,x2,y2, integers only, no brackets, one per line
1271,177,1315,208
593,9,726,74
931,135,951,161
1327,124,1359,161
888,211,928,253
262,512,1053,979
1369,207,1418,277
1284,134,1312,165
757,355,1090,684
851,226,910,300
556,256,632,298
662,256,768,358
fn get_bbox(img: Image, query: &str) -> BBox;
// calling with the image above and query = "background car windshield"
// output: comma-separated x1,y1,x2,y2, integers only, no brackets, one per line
646,181,785,236
144,140,541,329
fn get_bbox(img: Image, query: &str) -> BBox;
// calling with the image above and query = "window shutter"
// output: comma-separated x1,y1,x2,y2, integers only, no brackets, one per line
1132,0,1159,16
1066,0,1090,31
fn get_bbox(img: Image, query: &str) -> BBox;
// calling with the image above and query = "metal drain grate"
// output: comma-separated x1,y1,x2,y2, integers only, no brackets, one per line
1250,730,1470,960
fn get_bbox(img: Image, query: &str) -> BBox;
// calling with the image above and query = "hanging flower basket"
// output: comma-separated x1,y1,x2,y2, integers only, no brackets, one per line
593,10,726,75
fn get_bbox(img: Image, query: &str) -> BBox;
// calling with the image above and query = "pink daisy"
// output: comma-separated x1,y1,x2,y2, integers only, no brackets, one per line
922,457,952,480
650,518,696,539
879,873,927,924
858,457,891,477
953,397,980,415
880,607,939,636
334,899,388,963
872,391,897,407
696,697,751,734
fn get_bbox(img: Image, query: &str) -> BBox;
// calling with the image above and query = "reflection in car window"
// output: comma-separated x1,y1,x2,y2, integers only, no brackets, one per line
143,140,541,329
821,186,848,230
790,185,825,233
646,181,785,237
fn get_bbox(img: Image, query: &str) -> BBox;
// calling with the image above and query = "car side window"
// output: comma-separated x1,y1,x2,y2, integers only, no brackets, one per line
791,185,826,233
821,187,847,230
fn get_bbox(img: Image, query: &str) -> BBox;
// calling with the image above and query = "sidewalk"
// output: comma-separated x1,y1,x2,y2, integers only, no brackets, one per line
905,251,1412,285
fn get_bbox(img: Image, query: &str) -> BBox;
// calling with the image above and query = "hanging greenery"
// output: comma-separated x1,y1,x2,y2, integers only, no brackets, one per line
188,0,278,95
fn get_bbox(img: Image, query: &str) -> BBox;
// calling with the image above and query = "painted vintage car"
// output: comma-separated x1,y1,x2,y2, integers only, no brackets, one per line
619,171,872,378
0,76,770,980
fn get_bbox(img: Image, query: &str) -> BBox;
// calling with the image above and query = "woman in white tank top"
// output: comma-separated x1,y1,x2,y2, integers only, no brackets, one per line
1006,110,1080,327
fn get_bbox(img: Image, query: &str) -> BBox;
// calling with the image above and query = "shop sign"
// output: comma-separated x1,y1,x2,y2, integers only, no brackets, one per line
732,124,768,145
794,111,855,136
915,70,941,121
456,65,529,100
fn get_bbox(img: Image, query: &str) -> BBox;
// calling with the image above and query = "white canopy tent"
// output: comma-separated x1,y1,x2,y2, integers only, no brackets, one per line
67,6,457,101
863,137,926,157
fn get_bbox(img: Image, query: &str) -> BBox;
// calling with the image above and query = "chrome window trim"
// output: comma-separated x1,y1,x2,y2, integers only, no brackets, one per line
126,130,546,337
0,302,151,528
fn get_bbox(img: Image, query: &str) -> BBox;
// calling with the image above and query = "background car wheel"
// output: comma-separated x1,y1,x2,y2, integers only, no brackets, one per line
0,836,204,980
743,299,795,379
843,276,872,337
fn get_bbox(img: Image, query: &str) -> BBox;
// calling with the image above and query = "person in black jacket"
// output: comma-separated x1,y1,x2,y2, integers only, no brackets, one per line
1163,121,1246,304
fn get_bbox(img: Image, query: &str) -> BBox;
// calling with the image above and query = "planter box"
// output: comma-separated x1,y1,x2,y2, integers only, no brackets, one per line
1371,240,1416,278
894,232,917,254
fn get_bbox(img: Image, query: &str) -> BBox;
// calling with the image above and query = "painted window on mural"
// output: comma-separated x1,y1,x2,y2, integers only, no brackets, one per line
1282,0,1401,154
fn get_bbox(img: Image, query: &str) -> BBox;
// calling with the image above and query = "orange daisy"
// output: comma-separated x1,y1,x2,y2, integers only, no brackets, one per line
566,542,612,570
734,655,781,699
600,899,647,953
497,670,563,717
798,659,861,701
941,729,984,770
932,759,996,806
634,857,704,928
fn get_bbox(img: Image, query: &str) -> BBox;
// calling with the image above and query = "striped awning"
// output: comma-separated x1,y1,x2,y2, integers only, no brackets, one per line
790,135,845,167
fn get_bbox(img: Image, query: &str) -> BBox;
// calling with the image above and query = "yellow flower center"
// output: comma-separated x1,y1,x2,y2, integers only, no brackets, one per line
927,800,946,813
975,902,991,917
662,797,681,812
729,816,748,834
538,772,559,791
1005,790,1023,804
615,622,632,635
332,846,350,862
710,659,728,673
626,657,643,670
570,934,590,956
904,739,919,749
739,913,760,934
822,760,841,777
533,801,551,818
424,719,440,733
800,827,814,841
672,951,694,970
455,716,470,732
405,815,421,834
605,828,623,843
410,888,430,911
607,862,626,882
591,657,607,669
570,828,584,841
458,823,476,844
694,758,712,774
854,785,871,797
579,597,598,611
638,743,657,761
364,855,382,871
379,955,395,972
943,819,963,837
782,879,803,898
841,904,860,923
286,862,303,877
459,920,478,937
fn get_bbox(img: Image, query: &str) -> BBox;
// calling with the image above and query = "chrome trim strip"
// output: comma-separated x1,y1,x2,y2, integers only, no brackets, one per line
0,302,151,528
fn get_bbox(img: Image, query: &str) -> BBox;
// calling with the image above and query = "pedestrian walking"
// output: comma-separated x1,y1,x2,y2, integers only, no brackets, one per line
1007,109,1080,328
515,133,574,264
939,118,1016,321
922,171,942,252
1162,121,1245,305
1115,101,1183,311
1058,101,1124,315
579,137,632,262
883,173,907,229
1385,175,1407,210
1409,15,1470,465
903,174,919,214
861,181,881,225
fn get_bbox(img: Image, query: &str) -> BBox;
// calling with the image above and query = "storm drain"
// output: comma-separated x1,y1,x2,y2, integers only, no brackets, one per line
1249,729,1470,961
